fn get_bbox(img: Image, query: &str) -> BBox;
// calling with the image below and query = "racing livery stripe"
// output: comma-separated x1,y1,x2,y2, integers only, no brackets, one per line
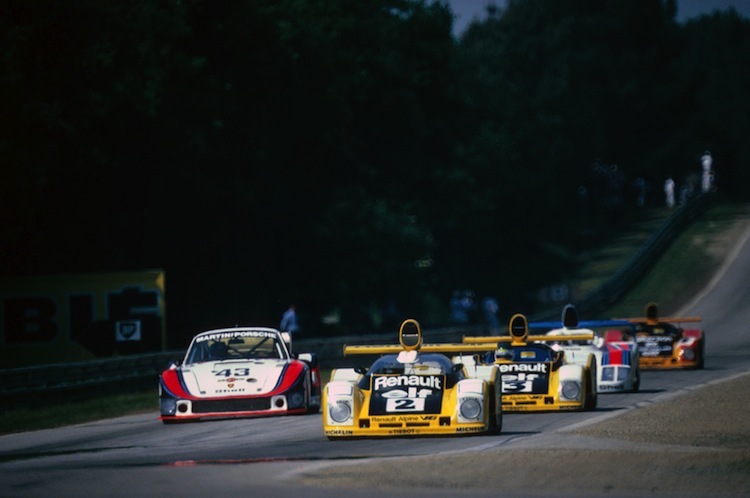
163,361,307,400
604,343,630,366
267,360,306,395
161,369,193,398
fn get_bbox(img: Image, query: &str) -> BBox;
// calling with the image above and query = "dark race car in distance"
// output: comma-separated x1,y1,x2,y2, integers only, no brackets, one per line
616,303,704,370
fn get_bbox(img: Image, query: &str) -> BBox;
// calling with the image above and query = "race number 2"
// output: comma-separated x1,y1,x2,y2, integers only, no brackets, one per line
386,398,426,412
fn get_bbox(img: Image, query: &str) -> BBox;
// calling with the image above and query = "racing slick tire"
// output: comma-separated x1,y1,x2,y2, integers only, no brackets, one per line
487,411,503,435
307,374,321,414
584,364,598,410
486,392,503,435
307,402,321,414
633,368,641,392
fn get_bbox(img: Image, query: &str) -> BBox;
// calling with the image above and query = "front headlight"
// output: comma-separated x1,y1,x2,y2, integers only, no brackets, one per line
617,367,630,382
681,348,695,361
560,380,581,401
459,398,482,420
160,398,177,416
328,400,352,423
288,391,305,409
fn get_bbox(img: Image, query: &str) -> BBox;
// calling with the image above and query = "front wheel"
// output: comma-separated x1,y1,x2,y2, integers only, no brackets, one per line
697,342,705,369
487,408,503,435
584,365,598,410
486,388,502,434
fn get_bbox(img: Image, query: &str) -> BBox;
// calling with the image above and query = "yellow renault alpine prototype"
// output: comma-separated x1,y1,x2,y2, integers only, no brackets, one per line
323,319,502,439
462,313,597,412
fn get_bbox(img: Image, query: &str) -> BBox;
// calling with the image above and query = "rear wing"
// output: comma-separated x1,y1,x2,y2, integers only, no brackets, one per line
343,343,498,356
463,313,596,346
621,317,702,324
529,319,633,330
342,318,496,356
463,333,595,345
618,302,702,326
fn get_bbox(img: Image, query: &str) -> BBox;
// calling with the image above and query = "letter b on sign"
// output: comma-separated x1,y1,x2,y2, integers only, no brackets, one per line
4,297,58,343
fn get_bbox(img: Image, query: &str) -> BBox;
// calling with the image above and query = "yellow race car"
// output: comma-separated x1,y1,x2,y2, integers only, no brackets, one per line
323,319,502,439
461,313,598,412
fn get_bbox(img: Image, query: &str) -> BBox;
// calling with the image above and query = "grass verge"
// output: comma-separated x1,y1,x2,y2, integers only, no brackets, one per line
0,370,335,436
0,391,157,435
600,201,750,317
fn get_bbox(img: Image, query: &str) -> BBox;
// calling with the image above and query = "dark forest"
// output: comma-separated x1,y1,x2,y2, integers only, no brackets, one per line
2,0,749,346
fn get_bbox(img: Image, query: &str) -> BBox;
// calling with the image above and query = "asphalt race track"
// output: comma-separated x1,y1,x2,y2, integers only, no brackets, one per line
2,221,750,497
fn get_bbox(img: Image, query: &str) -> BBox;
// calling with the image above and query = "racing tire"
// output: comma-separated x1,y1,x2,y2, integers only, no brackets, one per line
486,404,502,435
485,389,503,434
633,369,641,392
161,418,185,425
487,411,503,435
584,364,598,410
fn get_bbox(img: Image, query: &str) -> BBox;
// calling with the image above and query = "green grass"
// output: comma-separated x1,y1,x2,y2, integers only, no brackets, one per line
2,201,747,435
0,370,335,435
600,201,749,317
0,391,157,435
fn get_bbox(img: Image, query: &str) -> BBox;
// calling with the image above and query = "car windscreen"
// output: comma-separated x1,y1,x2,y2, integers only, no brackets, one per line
496,344,557,363
185,330,287,364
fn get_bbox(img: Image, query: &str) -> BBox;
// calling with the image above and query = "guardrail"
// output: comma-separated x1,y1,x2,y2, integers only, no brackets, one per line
574,193,711,316
0,352,182,406
0,195,713,406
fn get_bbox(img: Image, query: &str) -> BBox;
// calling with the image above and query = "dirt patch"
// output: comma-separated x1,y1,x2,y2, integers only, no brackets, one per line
296,368,750,497
573,372,750,450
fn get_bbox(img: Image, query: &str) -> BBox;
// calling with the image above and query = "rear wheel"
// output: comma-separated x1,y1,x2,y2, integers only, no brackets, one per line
633,368,641,392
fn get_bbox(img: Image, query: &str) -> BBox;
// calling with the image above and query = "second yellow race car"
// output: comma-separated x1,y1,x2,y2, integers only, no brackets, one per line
323,319,502,439
461,313,598,412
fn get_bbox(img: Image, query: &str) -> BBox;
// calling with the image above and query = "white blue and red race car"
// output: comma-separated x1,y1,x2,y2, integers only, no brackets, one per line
530,304,641,393
159,327,321,423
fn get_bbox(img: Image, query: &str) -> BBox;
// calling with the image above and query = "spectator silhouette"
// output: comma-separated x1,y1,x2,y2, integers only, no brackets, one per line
280,304,300,334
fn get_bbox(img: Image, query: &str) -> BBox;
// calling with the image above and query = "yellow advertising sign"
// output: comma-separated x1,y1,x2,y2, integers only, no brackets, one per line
0,270,165,367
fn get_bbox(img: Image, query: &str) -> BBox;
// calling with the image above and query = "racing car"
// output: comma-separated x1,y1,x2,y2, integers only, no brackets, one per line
462,313,597,412
159,327,321,423
323,319,502,439
615,302,705,369
529,304,641,393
